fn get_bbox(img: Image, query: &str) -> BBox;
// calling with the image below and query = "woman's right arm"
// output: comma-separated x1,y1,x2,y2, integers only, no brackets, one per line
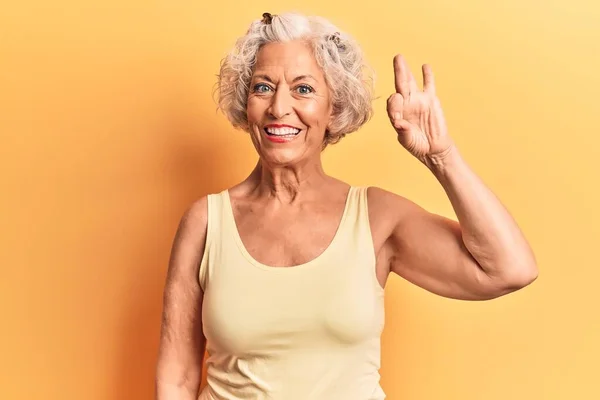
156,197,209,400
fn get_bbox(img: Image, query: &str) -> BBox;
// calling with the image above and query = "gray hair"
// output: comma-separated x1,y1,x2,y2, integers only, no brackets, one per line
215,12,375,146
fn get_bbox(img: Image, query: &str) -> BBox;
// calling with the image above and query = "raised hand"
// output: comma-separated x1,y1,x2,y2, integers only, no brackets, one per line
387,54,455,166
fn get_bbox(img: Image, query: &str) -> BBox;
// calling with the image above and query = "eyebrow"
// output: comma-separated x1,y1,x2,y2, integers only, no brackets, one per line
252,74,317,83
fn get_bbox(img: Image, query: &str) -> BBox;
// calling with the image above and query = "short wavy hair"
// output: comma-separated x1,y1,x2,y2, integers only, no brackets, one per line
215,12,375,147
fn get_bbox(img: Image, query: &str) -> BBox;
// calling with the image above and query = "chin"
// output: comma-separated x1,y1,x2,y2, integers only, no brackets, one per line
260,147,307,166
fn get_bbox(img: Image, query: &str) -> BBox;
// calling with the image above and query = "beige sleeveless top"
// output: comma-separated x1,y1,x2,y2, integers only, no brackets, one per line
198,186,386,400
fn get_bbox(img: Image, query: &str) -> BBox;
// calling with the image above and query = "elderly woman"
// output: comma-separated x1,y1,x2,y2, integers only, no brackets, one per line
155,12,538,400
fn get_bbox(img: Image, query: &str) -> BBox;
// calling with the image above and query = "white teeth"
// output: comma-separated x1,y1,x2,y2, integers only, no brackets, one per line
265,127,301,136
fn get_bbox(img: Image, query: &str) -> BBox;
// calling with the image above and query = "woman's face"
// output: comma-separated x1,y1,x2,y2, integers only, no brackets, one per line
246,40,333,166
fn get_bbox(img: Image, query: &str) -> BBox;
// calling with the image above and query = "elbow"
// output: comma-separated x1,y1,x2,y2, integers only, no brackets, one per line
500,262,539,292
494,248,539,291
515,255,539,285
477,261,538,300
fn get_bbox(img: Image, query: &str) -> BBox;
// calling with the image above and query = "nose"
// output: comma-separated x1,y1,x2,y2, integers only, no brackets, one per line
268,87,292,119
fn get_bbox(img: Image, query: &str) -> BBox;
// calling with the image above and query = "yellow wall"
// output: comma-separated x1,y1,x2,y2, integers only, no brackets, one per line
2,0,598,399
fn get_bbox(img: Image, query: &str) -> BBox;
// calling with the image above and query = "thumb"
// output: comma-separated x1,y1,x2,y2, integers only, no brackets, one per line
390,114,412,133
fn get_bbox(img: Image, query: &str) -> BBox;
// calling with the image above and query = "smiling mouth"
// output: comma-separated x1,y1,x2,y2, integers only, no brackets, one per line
264,126,302,137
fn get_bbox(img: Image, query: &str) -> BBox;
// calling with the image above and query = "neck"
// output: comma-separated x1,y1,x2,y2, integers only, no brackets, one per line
247,157,330,204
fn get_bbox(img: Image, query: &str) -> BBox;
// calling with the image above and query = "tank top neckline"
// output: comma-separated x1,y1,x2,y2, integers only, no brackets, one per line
222,186,356,272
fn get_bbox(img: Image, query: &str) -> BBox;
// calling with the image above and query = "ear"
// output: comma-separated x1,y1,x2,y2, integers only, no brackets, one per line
321,129,330,151
326,102,336,133
241,114,251,132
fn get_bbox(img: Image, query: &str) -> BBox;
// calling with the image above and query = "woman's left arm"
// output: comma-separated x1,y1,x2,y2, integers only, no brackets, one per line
382,54,538,300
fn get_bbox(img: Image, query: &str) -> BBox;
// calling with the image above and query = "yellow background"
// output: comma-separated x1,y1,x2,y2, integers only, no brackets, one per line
2,0,598,399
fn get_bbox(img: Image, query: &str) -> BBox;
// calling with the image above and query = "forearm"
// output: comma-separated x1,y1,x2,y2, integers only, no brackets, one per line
155,357,203,400
427,145,538,283
156,381,198,400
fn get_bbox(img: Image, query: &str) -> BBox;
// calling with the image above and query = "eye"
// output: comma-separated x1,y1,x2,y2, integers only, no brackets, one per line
253,83,272,93
295,84,314,95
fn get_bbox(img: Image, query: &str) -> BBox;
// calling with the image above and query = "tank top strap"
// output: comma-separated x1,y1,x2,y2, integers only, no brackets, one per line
342,186,371,227
335,186,376,266
356,186,371,225
198,191,227,291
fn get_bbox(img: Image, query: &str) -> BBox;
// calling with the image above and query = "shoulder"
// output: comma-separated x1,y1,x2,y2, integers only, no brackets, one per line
169,195,212,274
365,186,424,220
163,196,214,293
364,186,430,241
178,196,210,237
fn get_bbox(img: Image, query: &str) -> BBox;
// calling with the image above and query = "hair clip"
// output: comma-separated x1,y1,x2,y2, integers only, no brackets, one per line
262,12,275,24
327,32,346,50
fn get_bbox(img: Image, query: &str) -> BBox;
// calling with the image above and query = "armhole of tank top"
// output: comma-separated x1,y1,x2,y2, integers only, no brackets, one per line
362,186,384,291
198,194,214,292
